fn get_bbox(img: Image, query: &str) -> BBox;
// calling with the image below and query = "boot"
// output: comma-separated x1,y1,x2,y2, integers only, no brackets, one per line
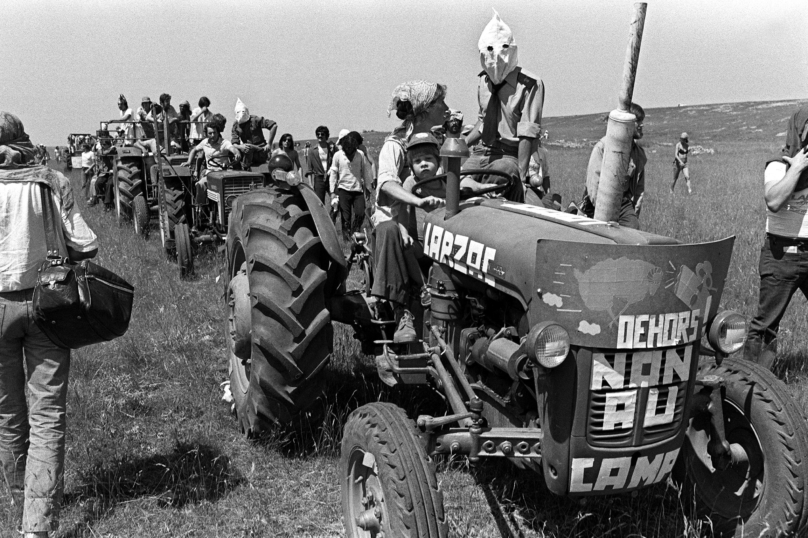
393,308,417,344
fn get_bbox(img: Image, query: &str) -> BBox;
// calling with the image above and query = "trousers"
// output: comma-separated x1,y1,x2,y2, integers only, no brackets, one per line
461,145,525,203
743,238,808,369
0,288,70,533
337,188,365,241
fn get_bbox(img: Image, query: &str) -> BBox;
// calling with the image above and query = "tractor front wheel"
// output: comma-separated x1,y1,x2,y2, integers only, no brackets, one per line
132,194,149,237
677,357,808,537
175,222,194,278
225,187,331,435
341,403,448,538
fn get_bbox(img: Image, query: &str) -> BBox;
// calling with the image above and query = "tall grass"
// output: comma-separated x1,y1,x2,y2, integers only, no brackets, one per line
3,102,808,536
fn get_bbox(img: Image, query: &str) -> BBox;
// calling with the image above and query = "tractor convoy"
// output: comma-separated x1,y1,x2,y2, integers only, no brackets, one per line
69,6,808,537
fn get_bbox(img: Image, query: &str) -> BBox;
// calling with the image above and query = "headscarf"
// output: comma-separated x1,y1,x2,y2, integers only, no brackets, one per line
478,9,519,85
235,98,250,125
0,112,36,164
387,81,441,119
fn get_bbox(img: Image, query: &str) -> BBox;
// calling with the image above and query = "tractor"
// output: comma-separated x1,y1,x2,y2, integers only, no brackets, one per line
112,113,190,238
224,139,808,537
224,6,808,536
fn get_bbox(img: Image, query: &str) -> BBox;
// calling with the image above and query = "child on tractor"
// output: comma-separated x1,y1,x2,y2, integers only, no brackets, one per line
371,132,445,343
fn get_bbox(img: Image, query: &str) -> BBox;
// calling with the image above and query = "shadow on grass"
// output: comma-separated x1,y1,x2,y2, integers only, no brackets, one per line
60,442,242,537
252,360,447,458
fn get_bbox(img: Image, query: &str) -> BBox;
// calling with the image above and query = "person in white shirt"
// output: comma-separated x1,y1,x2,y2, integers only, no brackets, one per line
0,111,98,538
80,143,96,204
112,94,135,145
328,130,373,241
189,96,212,147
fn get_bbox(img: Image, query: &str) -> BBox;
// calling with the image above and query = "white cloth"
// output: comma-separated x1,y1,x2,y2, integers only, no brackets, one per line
190,107,212,140
371,134,408,226
0,167,98,291
120,108,135,141
478,9,519,84
765,161,808,238
81,151,95,169
235,98,249,124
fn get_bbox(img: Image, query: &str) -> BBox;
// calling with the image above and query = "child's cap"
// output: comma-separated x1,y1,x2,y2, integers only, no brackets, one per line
407,132,440,152
680,132,688,140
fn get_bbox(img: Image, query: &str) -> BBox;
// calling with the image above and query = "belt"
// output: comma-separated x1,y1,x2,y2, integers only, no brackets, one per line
482,141,519,157
767,233,808,252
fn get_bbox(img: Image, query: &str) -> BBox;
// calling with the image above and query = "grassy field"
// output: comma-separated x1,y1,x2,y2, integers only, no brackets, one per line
5,99,808,537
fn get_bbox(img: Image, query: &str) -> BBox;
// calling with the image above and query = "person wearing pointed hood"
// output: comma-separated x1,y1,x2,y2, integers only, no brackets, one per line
463,10,545,203
230,98,277,168
743,105,808,370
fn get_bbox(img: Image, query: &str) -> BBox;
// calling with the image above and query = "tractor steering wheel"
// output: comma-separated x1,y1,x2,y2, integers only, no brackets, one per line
411,168,515,200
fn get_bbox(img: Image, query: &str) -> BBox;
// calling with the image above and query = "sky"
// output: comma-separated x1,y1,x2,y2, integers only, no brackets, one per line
1,0,806,145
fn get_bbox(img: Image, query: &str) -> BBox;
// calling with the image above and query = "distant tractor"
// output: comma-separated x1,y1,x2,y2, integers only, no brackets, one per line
65,132,92,171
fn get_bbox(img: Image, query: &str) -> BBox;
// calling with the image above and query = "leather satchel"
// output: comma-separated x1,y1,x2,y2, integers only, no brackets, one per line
33,184,134,349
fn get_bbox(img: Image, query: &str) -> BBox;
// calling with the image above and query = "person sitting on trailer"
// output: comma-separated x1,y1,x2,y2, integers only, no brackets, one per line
183,113,241,230
231,98,277,168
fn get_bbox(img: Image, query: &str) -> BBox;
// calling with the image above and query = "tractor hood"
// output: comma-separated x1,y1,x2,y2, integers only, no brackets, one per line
423,199,734,346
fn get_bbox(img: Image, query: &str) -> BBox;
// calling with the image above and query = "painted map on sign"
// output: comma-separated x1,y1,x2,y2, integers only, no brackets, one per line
532,237,734,348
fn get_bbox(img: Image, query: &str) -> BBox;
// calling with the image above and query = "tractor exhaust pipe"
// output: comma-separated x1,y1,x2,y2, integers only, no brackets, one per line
440,137,469,219
594,3,647,223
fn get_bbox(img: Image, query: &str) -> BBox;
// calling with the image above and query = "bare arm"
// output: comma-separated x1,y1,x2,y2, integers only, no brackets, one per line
380,181,444,210
765,151,808,212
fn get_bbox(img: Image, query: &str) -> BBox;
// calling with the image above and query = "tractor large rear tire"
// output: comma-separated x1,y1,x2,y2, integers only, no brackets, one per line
116,161,144,213
341,403,448,538
226,187,331,435
676,357,808,537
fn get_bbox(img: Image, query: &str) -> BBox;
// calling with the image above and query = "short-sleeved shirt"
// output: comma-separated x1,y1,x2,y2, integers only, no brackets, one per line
0,165,98,291
231,116,276,146
190,107,212,140
675,142,689,165
586,137,646,208
81,151,95,169
765,160,808,238
119,108,135,141
477,66,544,148
195,137,235,172
372,132,409,227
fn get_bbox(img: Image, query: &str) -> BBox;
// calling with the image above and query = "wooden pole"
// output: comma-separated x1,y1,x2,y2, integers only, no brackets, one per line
593,2,647,224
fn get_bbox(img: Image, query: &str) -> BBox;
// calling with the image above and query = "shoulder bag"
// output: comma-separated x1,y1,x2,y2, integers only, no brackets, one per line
33,184,135,349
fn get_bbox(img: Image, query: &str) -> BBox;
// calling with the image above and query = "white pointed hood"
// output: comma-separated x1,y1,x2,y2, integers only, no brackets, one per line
235,98,250,124
478,9,519,85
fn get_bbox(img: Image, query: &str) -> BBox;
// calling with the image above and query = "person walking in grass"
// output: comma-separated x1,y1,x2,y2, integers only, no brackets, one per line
305,125,335,204
671,132,692,194
329,130,374,242
80,143,96,204
0,112,98,538
743,106,808,370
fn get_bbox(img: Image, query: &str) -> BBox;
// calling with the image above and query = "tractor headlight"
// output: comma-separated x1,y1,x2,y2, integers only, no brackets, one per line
225,195,238,208
707,311,747,355
526,322,570,368
272,168,301,186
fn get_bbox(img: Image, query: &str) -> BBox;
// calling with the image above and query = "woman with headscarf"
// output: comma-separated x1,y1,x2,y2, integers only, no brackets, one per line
369,80,449,343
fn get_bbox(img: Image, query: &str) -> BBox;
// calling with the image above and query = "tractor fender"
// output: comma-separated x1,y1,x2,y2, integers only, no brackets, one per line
298,185,347,269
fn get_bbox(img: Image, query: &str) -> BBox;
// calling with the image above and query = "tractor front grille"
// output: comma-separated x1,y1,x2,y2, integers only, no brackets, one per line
221,176,263,222
587,344,692,448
